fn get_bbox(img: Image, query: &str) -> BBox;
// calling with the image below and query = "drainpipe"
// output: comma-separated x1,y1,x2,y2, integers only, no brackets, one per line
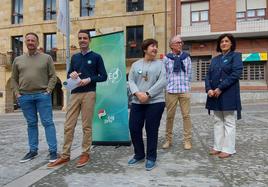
165,0,167,53
175,0,177,35
152,14,155,38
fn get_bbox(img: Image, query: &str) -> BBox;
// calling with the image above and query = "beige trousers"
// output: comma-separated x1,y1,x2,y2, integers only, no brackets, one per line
62,92,96,158
165,92,192,143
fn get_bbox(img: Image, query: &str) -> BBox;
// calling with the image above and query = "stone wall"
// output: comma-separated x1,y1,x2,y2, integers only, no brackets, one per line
0,0,172,113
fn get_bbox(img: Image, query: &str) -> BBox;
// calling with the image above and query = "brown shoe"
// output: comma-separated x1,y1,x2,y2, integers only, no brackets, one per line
218,152,231,158
209,149,221,155
184,141,192,150
47,157,70,168
162,141,172,149
76,153,90,168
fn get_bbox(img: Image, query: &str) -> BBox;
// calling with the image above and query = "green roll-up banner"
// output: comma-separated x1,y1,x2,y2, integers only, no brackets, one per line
90,31,131,146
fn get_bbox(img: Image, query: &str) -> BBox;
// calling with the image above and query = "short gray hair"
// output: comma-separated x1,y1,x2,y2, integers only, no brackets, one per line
169,35,182,46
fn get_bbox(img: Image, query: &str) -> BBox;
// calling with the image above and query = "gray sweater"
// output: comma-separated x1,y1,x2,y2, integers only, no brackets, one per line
128,58,167,104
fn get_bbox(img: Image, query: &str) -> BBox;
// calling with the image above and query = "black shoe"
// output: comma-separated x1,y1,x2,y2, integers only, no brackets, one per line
20,151,38,163
49,152,58,163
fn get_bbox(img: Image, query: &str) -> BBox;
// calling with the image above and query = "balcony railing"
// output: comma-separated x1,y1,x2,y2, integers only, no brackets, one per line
53,49,80,64
0,49,81,66
237,19,268,33
181,24,211,37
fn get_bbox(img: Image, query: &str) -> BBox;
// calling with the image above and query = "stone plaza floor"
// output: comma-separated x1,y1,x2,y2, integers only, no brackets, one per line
0,102,267,187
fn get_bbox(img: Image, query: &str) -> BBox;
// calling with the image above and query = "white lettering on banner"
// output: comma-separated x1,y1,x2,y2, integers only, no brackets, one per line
108,68,122,84
104,115,115,124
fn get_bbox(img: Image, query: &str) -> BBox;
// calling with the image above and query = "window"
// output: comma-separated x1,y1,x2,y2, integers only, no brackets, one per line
236,12,245,19
80,0,95,17
257,9,265,16
127,0,144,12
200,11,208,21
44,33,57,61
126,26,143,58
247,10,255,17
11,36,23,62
240,62,266,80
191,56,211,81
236,0,266,21
191,12,199,22
237,8,266,21
191,10,209,24
44,0,56,20
12,0,23,24
84,29,96,37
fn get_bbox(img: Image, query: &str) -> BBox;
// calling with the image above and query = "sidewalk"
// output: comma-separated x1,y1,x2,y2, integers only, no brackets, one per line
0,103,267,187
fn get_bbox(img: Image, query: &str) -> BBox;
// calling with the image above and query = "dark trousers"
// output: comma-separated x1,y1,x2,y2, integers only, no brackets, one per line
129,102,165,161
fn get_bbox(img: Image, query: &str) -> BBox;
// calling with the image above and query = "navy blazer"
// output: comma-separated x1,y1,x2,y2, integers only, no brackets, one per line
205,51,243,119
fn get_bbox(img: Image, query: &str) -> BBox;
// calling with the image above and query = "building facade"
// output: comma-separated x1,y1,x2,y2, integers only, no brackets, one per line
1,0,267,114
0,0,172,113
171,0,268,91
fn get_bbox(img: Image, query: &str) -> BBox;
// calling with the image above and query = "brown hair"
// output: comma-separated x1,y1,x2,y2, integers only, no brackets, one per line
141,38,158,56
78,30,91,39
216,33,236,52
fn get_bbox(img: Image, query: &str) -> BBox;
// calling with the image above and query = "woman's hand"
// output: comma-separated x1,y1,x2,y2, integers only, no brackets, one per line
208,90,215,97
135,92,149,103
214,88,222,98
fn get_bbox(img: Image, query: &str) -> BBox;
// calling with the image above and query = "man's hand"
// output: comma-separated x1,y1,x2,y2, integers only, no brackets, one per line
70,71,81,79
214,88,222,98
78,78,90,87
207,89,215,97
135,92,149,103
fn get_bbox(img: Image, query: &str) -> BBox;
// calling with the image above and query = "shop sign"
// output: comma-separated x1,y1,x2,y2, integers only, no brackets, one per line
242,52,267,62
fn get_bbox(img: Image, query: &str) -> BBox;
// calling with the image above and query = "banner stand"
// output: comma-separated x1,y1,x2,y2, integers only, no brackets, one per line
90,31,131,146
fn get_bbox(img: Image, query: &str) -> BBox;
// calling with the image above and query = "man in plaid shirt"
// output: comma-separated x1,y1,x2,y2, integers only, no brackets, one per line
162,35,193,150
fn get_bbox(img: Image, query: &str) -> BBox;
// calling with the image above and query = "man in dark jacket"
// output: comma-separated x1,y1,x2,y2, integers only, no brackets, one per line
48,30,107,168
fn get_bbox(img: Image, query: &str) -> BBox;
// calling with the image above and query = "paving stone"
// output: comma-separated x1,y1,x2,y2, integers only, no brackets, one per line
0,103,267,187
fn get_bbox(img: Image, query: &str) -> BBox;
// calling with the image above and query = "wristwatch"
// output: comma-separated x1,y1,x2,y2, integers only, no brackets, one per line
145,92,151,98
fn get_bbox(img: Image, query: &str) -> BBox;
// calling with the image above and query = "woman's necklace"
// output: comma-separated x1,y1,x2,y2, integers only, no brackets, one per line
142,60,152,81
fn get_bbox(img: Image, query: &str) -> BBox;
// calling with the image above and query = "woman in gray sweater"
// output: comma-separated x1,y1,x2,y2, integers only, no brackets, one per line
128,39,167,171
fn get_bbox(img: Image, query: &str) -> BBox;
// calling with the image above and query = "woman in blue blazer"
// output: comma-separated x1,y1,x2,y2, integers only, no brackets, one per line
205,33,243,158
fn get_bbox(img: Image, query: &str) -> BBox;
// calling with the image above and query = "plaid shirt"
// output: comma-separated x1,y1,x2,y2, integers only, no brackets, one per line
163,52,192,93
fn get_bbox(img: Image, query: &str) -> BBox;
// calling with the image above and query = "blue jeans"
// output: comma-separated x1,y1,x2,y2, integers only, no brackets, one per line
18,92,57,153
129,102,165,161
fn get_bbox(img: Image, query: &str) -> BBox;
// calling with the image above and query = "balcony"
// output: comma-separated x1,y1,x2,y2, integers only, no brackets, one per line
181,19,268,41
53,49,80,64
181,24,211,38
236,19,268,36
0,49,81,68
